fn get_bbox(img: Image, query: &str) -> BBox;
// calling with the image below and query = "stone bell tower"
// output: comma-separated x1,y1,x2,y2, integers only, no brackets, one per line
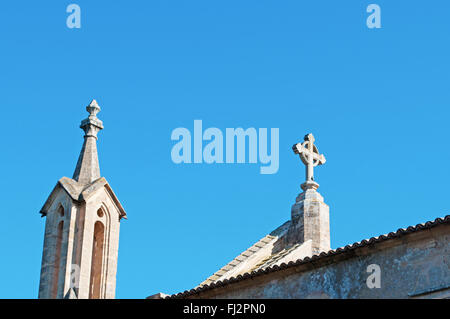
285,133,330,254
38,100,127,299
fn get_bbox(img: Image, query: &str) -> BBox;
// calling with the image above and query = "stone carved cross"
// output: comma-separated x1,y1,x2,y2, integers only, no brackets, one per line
292,133,326,190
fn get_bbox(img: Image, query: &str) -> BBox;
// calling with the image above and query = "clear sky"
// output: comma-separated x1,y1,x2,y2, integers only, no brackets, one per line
0,1,449,298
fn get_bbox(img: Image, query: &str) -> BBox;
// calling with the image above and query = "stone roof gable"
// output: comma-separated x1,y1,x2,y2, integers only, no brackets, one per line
40,176,127,219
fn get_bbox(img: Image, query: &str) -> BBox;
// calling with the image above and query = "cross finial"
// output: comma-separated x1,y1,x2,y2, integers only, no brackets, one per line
292,133,326,191
305,133,315,144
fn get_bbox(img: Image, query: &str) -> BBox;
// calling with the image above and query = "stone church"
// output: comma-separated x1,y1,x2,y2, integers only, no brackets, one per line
38,101,450,299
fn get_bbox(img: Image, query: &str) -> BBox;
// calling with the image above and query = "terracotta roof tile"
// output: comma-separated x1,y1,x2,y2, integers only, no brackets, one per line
168,215,450,299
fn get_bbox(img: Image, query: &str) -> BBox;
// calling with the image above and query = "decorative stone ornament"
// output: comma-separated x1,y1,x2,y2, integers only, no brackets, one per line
292,133,326,191
287,133,330,254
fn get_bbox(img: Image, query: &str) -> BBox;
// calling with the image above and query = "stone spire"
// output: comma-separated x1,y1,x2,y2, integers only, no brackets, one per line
72,100,104,184
39,100,125,299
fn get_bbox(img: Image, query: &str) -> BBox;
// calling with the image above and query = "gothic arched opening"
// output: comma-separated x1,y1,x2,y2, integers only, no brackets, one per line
52,220,64,298
89,221,105,299
58,205,64,217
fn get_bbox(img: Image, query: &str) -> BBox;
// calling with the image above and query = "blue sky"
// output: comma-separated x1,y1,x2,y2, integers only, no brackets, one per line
0,1,449,298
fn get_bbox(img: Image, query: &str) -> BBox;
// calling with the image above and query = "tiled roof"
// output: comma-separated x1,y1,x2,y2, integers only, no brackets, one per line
197,220,291,287
169,215,450,299
199,234,277,286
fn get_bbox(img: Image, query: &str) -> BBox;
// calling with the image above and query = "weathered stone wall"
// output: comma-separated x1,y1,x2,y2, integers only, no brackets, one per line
38,188,74,299
191,224,450,299
38,182,123,299
76,187,121,299
287,188,330,254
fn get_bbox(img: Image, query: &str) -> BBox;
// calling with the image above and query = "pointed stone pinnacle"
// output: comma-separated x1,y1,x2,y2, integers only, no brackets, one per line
73,100,104,184
81,99,103,133
86,99,101,117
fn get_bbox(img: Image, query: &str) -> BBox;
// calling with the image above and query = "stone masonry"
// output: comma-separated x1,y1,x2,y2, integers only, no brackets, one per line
38,100,126,299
